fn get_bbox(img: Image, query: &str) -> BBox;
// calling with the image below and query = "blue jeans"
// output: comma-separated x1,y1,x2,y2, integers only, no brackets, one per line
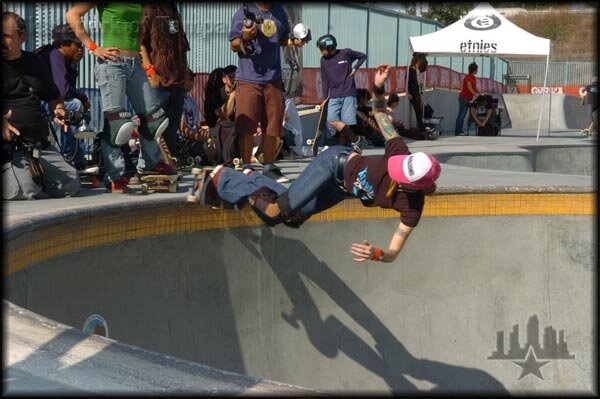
56,98,86,168
326,96,357,141
95,56,161,183
217,146,351,219
154,87,186,155
454,96,470,134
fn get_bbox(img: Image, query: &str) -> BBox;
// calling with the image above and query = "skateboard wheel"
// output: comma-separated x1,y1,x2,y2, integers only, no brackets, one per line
233,158,241,166
315,105,321,111
306,139,313,145
191,167,202,175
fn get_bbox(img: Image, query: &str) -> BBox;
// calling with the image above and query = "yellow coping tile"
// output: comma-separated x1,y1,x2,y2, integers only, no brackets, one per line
3,192,596,278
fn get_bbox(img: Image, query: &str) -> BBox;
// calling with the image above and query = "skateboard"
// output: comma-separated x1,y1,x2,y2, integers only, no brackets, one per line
306,97,329,157
140,173,179,194
373,112,400,141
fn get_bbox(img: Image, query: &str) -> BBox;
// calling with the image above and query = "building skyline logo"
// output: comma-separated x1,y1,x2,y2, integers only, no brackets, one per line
488,314,575,380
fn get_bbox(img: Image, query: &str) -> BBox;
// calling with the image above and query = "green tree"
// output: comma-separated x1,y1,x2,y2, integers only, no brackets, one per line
422,3,472,26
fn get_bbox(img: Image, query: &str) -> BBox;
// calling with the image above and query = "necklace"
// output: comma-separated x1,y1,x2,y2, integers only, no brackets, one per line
258,9,277,38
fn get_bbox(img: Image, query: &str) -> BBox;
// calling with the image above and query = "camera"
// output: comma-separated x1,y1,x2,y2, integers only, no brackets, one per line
243,4,263,29
64,109,96,139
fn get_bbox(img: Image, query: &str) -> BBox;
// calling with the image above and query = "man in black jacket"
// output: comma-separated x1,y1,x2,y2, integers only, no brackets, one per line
2,12,80,200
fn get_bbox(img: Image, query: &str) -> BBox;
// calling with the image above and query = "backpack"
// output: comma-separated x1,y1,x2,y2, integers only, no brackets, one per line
204,120,239,166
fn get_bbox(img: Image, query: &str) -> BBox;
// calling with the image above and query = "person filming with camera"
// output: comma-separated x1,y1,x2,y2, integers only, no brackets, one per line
2,12,80,200
36,23,91,171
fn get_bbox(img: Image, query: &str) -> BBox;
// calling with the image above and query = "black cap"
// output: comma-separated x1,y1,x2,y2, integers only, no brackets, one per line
52,23,81,46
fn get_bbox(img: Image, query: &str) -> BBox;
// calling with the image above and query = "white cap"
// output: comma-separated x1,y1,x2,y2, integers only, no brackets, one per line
293,23,309,40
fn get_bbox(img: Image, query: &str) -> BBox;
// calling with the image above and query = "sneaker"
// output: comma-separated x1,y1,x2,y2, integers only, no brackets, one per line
262,165,289,183
128,173,141,185
106,176,131,194
193,166,225,207
152,160,177,175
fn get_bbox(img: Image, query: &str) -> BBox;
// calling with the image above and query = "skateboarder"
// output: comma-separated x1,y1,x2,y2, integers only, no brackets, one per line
191,65,442,263
318,34,366,147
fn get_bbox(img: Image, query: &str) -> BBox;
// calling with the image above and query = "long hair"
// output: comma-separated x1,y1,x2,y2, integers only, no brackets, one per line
203,68,225,128
140,3,188,71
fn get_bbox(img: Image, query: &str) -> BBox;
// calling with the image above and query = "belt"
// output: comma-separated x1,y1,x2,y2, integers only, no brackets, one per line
336,151,350,182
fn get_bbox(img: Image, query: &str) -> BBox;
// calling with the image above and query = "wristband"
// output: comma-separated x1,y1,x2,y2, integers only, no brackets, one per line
372,84,385,96
370,247,384,261
145,67,156,77
87,41,97,52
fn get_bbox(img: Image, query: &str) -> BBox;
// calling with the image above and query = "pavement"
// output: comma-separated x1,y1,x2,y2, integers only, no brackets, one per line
3,128,598,395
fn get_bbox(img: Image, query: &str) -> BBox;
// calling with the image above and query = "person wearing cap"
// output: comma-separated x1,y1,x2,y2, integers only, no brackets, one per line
317,33,366,146
229,2,307,184
189,65,442,263
2,11,80,200
35,23,89,170
580,76,598,136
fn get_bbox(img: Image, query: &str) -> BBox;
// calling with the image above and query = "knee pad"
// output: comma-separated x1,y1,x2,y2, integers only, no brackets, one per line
137,106,169,141
103,110,135,148
248,187,282,227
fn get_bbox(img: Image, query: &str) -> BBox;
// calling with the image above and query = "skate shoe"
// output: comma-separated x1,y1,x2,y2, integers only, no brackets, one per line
186,166,224,207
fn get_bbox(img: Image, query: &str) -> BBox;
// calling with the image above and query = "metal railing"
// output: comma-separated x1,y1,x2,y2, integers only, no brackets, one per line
507,61,597,86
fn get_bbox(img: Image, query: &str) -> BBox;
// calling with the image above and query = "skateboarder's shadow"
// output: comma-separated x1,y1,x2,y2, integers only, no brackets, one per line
232,227,506,394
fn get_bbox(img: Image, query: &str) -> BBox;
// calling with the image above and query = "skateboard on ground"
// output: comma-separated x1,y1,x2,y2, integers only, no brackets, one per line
140,173,179,194
306,97,329,157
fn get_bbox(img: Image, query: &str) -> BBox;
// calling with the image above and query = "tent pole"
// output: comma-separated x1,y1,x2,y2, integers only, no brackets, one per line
547,43,553,136
536,52,550,141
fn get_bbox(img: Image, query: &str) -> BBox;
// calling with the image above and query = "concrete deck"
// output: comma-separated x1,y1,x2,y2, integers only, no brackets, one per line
3,128,597,395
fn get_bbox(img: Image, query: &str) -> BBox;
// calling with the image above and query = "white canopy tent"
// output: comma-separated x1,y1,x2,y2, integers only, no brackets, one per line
409,2,551,140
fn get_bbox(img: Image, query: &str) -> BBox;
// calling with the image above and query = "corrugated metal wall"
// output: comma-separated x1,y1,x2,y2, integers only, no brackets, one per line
300,3,328,68
507,61,597,86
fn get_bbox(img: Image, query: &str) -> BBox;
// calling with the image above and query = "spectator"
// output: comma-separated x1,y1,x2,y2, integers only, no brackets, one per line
203,65,237,129
177,69,210,164
469,94,497,136
317,33,365,146
66,3,170,194
455,62,481,136
355,88,384,147
2,11,80,200
139,2,191,161
189,65,441,264
35,23,90,171
229,2,306,183
407,53,428,133
580,76,598,136
387,94,437,141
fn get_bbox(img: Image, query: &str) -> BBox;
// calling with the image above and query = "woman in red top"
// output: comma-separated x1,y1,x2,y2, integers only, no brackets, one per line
454,62,481,136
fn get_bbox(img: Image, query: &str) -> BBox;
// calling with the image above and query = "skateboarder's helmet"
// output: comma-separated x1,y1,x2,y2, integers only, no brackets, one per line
316,34,337,50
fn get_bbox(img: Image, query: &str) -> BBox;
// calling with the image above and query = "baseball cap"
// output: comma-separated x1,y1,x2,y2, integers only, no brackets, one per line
52,23,81,46
387,152,441,190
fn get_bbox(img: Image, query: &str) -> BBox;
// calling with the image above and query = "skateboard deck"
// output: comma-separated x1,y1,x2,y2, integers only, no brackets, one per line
307,97,329,157
140,174,179,194
373,112,400,141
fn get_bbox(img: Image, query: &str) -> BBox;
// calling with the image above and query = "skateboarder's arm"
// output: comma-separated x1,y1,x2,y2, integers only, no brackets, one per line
350,221,414,263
